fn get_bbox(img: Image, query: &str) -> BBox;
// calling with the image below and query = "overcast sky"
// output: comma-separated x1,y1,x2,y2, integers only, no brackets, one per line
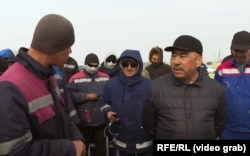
1,0,250,65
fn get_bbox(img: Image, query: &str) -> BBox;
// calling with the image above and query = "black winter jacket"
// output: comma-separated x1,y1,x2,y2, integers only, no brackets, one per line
142,72,226,139
145,47,171,80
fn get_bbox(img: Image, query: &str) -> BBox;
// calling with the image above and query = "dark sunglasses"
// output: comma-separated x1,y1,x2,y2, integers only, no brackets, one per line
88,64,99,67
106,59,116,63
122,62,138,68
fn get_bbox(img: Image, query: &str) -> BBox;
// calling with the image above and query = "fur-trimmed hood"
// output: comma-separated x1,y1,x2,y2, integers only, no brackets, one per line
148,46,163,63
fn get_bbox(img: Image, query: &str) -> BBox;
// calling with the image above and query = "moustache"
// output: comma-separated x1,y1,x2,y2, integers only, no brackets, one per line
173,66,183,70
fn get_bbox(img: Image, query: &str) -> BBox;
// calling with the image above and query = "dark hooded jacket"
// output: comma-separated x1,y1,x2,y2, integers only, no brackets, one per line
63,56,79,81
98,52,120,77
100,49,153,154
145,47,171,80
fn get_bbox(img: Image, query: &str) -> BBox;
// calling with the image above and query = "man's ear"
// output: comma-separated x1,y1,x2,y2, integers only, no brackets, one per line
196,55,203,67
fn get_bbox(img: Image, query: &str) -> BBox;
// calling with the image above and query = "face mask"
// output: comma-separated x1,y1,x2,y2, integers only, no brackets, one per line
106,62,116,69
85,65,98,75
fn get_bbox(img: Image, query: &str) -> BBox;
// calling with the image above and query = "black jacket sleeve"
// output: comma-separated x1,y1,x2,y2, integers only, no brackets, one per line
142,87,157,138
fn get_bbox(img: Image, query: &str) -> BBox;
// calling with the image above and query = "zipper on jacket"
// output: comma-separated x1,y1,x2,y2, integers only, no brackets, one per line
46,79,68,138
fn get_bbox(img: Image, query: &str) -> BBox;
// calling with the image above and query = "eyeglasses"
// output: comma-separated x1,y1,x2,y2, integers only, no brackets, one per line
88,64,99,67
121,62,138,68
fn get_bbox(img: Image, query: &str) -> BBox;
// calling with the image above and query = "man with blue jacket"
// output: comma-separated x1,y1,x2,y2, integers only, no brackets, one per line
100,49,153,156
214,30,250,139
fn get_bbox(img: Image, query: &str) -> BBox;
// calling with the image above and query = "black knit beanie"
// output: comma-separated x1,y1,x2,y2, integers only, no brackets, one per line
85,53,99,65
31,14,75,53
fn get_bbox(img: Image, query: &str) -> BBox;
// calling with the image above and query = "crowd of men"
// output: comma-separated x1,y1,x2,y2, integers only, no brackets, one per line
0,13,250,156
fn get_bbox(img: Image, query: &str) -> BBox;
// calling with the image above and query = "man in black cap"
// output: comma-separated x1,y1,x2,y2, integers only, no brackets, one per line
214,30,250,139
142,35,226,139
0,14,86,156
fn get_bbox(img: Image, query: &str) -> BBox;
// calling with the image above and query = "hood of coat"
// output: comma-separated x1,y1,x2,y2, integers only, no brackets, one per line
117,49,143,74
117,49,144,86
103,52,117,69
148,47,163,66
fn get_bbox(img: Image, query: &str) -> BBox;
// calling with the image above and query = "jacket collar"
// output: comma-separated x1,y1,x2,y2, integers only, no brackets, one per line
171,71,204,87
16,47,55,80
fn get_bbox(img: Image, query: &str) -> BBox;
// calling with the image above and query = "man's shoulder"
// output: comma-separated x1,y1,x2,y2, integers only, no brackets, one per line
161,63,171,70
152,73,171,84
68,71,86,82
145,64,151,70
216,59,234,70
162,63,171,67
0,63,28,83
202,75,223,89
97,71,110,78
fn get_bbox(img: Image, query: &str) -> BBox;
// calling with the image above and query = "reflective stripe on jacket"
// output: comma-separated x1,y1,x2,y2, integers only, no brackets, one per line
0,48,83,156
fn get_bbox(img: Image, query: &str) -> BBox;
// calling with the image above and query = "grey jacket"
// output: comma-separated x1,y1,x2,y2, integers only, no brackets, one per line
142,72,226,139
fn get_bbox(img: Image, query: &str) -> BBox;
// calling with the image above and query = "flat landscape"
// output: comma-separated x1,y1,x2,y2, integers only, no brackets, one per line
207,61,220,78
